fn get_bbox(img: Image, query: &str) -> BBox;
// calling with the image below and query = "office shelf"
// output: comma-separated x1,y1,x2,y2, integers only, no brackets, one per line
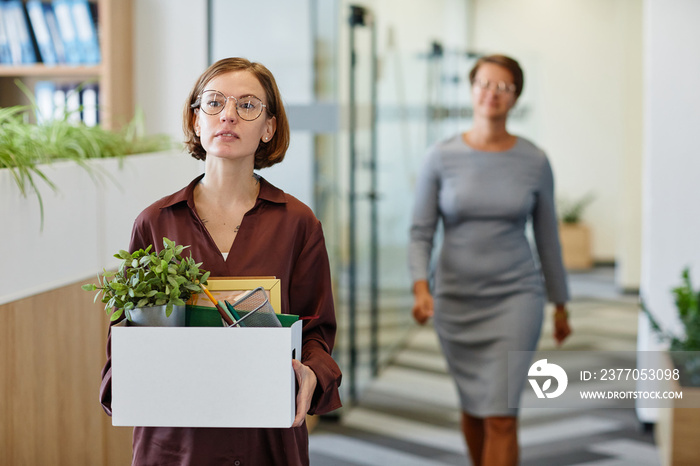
0,0,133,129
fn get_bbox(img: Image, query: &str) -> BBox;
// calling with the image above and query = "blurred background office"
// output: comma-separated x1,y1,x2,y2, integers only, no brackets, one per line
174,0,644,404
138,0,700,462
2,0,699,464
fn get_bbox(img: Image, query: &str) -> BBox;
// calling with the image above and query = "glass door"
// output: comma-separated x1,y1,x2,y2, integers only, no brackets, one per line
345,4,378,401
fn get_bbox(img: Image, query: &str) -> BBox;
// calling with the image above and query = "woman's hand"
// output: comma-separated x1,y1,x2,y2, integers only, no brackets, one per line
291,359,317,427
412,280,434,325
553,305,572,346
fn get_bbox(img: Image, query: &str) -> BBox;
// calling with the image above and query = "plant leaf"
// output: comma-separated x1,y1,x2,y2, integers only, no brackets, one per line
136,298,150,308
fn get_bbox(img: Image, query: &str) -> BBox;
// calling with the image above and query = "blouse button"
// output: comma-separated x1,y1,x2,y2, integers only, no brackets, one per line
234,461,241,466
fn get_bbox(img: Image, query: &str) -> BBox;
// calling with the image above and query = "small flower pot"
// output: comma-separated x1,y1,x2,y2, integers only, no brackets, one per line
655,352,700,466
127,305,186,327
558,222,593,270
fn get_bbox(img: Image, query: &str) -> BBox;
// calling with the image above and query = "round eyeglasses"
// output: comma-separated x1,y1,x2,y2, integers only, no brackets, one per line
473,79,516,95
195,90,268,121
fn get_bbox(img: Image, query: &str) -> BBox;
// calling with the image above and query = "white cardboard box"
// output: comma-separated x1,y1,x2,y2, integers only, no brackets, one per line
111,320,302,428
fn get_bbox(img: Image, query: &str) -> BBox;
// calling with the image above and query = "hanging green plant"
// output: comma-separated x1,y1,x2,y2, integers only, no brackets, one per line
1,80,173,227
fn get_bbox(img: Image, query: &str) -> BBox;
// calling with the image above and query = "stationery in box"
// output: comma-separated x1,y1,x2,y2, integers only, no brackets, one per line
188,276,281,314
110,319,302,428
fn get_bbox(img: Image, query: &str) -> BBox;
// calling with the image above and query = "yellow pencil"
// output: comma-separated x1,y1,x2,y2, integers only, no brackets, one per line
200,284,234,326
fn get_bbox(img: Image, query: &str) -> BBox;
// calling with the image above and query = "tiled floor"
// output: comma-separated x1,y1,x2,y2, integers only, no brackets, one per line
309,268,659,465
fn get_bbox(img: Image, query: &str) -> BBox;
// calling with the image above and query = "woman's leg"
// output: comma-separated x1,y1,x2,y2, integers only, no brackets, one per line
482,416,519,465
461,411,485,466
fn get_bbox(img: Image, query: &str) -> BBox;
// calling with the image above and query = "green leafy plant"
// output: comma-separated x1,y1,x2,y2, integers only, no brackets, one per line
641,267,700,386
642,267,700,352
1,80,173,227
558,192,595,224
82,238,210,321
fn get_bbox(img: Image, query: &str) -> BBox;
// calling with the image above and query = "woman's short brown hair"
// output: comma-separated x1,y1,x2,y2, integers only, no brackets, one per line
468,54,524,98
183,57,290,169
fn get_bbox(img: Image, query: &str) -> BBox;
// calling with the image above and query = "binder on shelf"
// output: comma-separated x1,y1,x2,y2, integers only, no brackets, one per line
52,84,67,120
70,0,99,64
1,2,21,64
43,2,65,63
26,0,57,65
66,83,81,124
51,0,81,64
80,82,98,126
2,0,38,64
35,80,55,124
35,81,98,126
0,5,12,64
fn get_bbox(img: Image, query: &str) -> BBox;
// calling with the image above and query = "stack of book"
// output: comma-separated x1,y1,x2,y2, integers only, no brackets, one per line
0,0,100,66
34,80,99,126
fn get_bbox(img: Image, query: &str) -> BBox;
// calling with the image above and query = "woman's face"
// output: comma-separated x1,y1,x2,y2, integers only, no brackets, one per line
470,63,517,120
193,70,276,162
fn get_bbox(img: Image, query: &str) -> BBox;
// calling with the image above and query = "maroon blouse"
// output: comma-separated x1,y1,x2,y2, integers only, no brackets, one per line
100,174,342,466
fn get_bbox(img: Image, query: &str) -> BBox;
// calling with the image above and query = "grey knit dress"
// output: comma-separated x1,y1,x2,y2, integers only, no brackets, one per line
409,134,569,416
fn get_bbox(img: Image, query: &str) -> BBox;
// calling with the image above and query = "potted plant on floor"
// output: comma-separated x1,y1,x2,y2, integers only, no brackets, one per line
641,267,700,465
82,237,210,326
557,192,595,270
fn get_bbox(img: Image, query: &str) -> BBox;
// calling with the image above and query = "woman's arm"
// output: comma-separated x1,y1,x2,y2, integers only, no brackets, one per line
553,303,572,345
288,223,342,416
411,280,434,325
409,148,441,323
408,149,441,285
532,156,572,344
531,156,570,304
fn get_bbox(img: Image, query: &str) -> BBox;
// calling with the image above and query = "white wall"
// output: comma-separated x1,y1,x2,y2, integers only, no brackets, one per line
615,4,644,290
133,0,208,141
209,0,316,207
636,0,700,422
641,0,700,337
471,0,643,280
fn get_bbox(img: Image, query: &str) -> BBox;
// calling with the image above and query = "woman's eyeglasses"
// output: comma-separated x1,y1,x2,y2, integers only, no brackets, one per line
473,79,516,95
194,90,268,121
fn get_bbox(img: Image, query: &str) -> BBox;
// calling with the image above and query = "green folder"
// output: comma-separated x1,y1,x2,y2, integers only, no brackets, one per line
186,305,299,328
224,301,244,326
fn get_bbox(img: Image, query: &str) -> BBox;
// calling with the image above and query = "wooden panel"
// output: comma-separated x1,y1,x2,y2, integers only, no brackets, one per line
99,0,134,129
668,387,700,466
0,65,102,77
655,379,700,466
0,279,132,465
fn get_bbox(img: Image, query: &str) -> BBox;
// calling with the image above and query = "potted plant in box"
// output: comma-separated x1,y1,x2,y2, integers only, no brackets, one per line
641,267,700,465
82,237,210,326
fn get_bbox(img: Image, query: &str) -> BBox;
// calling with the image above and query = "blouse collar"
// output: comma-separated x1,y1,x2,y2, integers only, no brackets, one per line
158,173,288,211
